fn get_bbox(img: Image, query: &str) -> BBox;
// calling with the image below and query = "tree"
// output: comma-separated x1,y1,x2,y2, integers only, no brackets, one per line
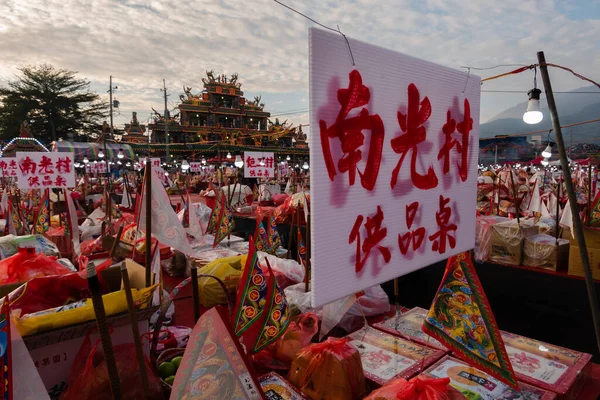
0,64,107,142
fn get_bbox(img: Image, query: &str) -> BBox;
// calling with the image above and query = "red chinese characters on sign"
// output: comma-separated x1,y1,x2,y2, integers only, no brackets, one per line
39,155,55,174
320,70,384,191
246,157,256,169
437,99,473,182
398,201,426,255
56,156,72,174
390,83,438,190
349,205,391,273
19,156,37,175
28,176,40,187
429,195,457,254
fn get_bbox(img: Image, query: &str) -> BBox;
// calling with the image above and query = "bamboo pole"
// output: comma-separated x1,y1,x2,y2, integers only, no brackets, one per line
538,51,600,354
87,261,122,400
120,261,150,398
145,162,152,287
589,164,593,226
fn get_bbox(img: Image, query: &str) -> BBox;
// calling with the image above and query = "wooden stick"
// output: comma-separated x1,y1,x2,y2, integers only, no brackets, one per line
588,164,593,226
87,261,122,400
120,261,150,398
305,209,311,293
110,225,124,260
508,166,520,225
145,162,152,287
286,208,296,260
190,263,201,322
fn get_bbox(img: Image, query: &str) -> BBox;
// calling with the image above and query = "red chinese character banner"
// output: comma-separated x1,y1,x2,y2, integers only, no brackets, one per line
243,152,275,179
16,152,75,189
309,28,480,307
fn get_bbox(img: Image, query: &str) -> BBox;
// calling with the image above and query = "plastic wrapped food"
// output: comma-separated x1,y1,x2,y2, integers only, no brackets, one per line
288,337,366,400
16,284,157,336
0,247,72,285
60,334,163,400
364,376,466,400
196,255,246,308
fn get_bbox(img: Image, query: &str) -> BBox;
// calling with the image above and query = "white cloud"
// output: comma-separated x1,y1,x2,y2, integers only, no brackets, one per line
0,0,599,128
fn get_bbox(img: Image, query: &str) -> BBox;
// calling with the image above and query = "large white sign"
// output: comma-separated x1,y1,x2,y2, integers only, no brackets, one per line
243,151,275,178
140,158,161,169
16,152,76,189
309,28,480,307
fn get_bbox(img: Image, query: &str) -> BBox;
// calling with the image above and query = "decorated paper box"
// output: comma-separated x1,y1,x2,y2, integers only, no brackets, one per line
346,327,445,386
500,331,592,400
423,355,557,400
170,306,265,399
259,372,308,400
372,307,448,352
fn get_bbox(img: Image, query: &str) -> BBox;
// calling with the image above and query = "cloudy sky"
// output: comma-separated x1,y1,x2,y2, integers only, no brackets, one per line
1,0,600,135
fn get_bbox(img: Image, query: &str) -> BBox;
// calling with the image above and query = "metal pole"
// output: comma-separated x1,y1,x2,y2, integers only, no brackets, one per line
538,51,600,354
163,79,170,161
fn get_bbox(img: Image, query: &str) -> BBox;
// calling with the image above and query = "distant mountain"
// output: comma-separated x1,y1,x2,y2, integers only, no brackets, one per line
480,86,600,141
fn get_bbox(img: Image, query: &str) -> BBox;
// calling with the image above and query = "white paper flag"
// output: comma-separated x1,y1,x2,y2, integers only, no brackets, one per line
560,199,574,238
138,169,193,255
65,188,81,257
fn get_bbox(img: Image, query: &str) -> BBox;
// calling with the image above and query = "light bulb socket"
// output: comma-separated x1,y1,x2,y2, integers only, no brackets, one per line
528,88,542,101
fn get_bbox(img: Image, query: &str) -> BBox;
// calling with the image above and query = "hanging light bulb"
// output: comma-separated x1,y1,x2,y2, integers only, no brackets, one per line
117,149,124,159
117,160,122,165
259,158,265,166
234,155,244,168
83,156,89,164
164,171,169,176
541,158,549,166
98,149,105,158
541,143,553,158
201,157,207,165
226,152,232,159
302,161,309,170
286,155,291,161
523,88,543,124
181,160,190,170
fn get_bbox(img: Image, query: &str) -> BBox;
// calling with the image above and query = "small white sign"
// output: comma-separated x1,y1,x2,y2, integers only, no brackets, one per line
140,158,161,169
309,28,480,306
243,151,275,178
189,162,203,173
85,161,109,174
0,158,18,178
16,152,76,189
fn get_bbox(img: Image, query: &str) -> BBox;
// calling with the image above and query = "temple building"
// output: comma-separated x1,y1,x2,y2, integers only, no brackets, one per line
149,72,291,147
121,112,147,144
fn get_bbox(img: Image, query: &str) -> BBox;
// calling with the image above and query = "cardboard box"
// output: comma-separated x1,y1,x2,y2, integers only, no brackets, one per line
562,226,600,249
489,219,540,265
523,234,570,271
372,307,448,352
21,259,158,398
567,245,600,280
346,327,445,386
501,331,592,400
423,355,557,399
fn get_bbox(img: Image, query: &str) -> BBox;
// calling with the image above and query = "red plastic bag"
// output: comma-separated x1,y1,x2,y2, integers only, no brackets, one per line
60,334,163,400
364,376,467,400
8,273,90,315
0,247,71,284
253,313,318,370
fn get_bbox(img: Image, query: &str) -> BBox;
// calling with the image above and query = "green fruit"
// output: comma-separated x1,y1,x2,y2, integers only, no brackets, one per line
171,356,183,371
158,362,175,379
164,375,175,386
